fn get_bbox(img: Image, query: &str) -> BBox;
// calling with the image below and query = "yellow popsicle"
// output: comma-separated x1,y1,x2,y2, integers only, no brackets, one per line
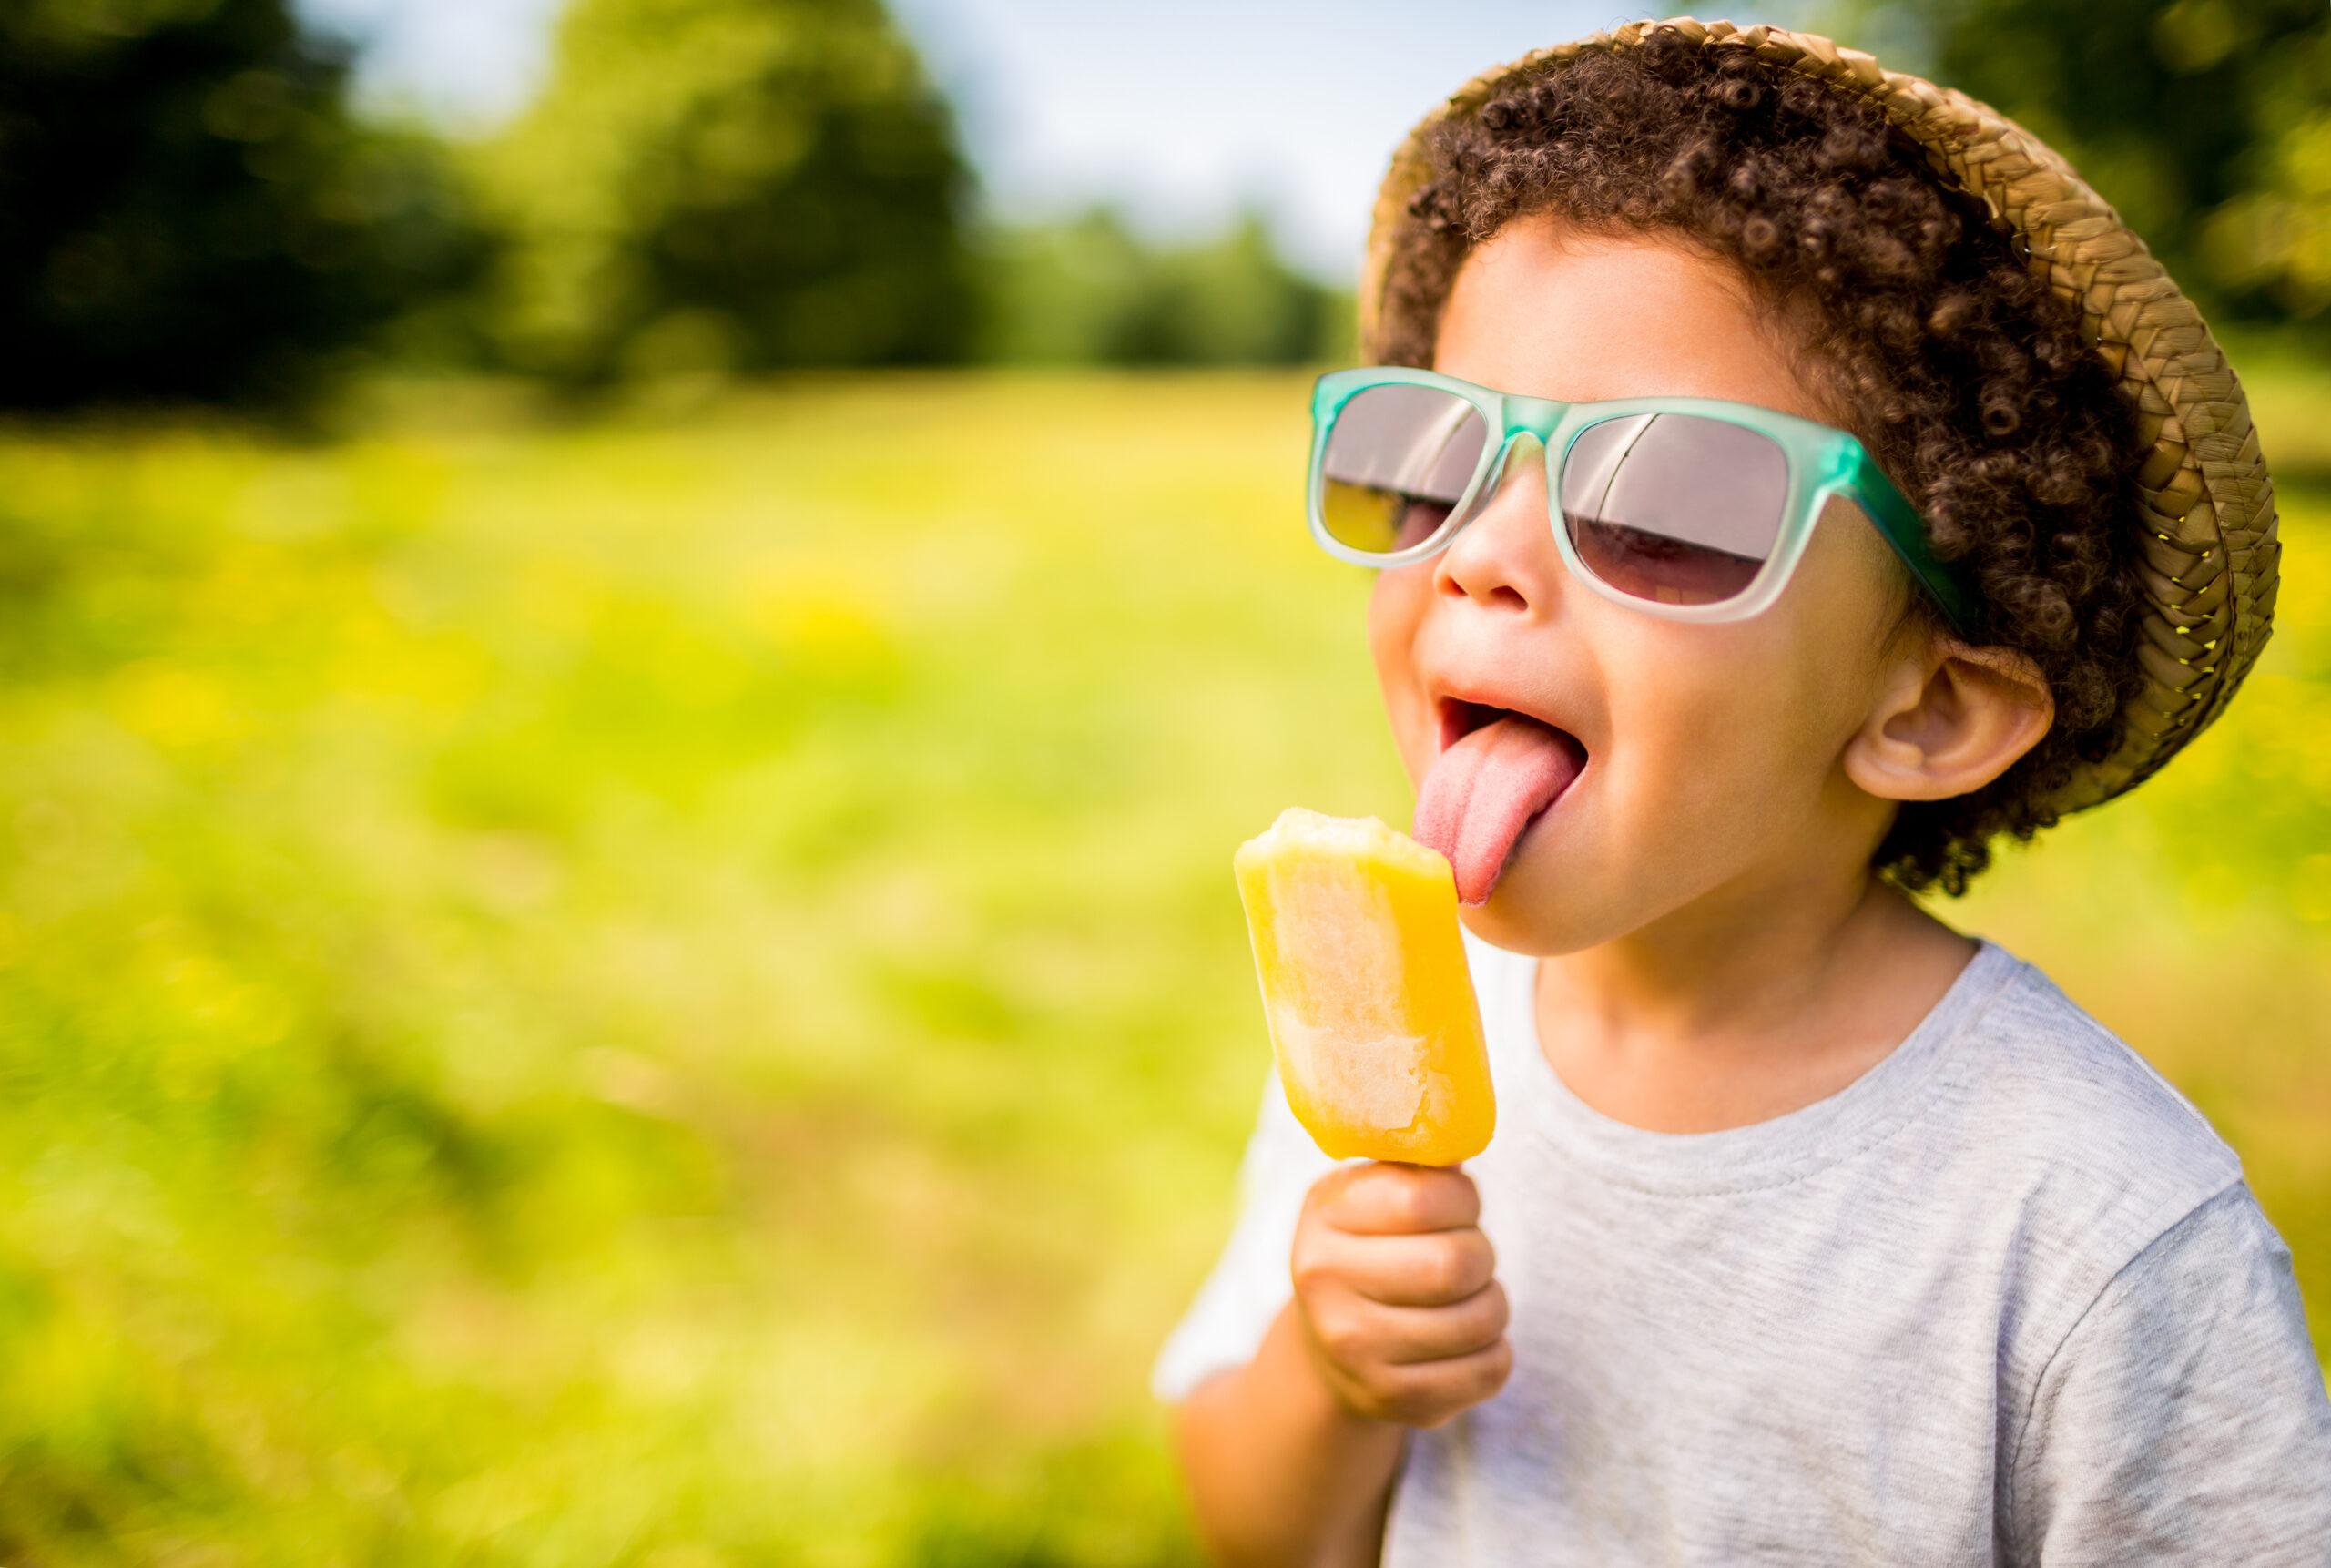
1234,808,1494,1165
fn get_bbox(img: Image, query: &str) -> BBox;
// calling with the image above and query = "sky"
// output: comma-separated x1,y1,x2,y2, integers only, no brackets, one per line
296,0,1802,281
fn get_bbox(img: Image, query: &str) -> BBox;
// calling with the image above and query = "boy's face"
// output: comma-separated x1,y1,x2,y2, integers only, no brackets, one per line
1369,215,1918,956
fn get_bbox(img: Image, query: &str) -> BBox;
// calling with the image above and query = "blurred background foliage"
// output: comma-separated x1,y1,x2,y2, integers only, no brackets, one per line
0,0,486,408
468,0,976,381
1842,0,2331,332
976,211,1350,368
0,0,1349,412
0,0,2327,1563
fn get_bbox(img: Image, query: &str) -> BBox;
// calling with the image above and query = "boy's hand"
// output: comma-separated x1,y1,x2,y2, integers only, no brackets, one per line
1290,1161,1512,1428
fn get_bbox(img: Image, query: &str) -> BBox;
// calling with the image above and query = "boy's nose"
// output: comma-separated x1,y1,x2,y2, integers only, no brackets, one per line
1433,434,1562,616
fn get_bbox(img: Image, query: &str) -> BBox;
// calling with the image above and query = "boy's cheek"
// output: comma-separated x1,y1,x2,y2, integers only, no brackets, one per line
1471,780,1747,954
1479,682,1801,950
1458,804,1660,956
1367,569,1439,784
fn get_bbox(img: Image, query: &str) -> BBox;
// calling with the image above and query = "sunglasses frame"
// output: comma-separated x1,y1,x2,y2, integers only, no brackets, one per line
1307,367,1981,636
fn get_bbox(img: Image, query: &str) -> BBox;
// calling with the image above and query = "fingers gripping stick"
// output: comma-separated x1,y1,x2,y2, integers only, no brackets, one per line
1294,1162,1512,1428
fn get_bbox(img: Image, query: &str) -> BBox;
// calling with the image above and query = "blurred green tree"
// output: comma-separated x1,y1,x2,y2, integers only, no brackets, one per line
0,0,488,409
978,209,1353,366
472,0,975,382
1843,0,2331,325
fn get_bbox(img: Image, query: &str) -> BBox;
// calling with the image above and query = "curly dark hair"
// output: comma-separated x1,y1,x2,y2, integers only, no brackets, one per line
1376,27,2148,895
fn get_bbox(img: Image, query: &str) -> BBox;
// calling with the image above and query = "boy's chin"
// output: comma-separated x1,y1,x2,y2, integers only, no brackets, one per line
1454,855,1615,959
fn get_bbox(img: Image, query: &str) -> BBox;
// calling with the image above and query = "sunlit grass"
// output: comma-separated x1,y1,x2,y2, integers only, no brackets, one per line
0,364,2325,1562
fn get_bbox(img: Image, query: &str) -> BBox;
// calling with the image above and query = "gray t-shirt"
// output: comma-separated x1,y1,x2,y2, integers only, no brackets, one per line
1155,938,2331,1564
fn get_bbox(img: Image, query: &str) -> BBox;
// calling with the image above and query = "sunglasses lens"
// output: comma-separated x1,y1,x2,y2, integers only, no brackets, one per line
1318,385,1489,555
1559,413,1789,606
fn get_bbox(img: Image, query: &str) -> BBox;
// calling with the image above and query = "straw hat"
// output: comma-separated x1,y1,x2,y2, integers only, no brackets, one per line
1359,16,2278,815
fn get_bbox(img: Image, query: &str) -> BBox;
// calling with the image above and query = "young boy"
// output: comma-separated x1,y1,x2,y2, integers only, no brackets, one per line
1155,21,2331,1566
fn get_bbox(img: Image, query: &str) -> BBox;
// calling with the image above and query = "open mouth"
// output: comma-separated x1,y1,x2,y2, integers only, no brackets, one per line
1414,700,1587,906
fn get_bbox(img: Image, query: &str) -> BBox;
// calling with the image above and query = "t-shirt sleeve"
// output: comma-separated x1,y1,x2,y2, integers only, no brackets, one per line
2008,1182,2331,1566
1150,1071,1339,1403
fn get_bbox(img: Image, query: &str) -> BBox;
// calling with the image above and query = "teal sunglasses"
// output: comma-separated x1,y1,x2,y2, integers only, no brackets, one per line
1307,367,1980,636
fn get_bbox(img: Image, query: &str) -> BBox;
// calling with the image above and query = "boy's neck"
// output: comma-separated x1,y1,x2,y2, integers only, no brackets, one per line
1532,868,1977,1135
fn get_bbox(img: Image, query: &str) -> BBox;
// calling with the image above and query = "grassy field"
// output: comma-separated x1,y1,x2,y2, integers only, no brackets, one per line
0,368,2325,1564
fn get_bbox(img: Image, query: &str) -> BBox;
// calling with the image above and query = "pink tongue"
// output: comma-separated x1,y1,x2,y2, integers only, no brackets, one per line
1413,715,1583,906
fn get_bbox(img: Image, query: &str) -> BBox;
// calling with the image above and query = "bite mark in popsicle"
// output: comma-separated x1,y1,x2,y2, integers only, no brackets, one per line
1234,809,1494,1165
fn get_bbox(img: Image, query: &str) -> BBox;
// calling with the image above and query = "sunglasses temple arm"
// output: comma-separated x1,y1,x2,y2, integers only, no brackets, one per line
1837,466,1985,640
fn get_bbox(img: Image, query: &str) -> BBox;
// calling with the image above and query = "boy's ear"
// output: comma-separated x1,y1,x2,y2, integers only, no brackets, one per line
1843,637,2054,803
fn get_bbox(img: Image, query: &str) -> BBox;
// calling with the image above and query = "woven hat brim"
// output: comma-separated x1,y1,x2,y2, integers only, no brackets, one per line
1360,16,2278,816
